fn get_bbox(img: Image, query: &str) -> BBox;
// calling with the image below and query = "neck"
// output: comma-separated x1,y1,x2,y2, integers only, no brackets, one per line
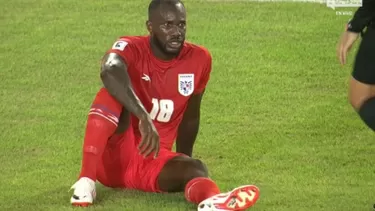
149,37,177,61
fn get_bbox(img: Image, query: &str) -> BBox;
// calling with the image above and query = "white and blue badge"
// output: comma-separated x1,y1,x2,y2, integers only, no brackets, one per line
178,74,194,96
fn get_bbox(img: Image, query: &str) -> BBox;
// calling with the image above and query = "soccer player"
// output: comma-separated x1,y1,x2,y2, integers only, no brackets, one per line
337,0,375,131
70,0,260,210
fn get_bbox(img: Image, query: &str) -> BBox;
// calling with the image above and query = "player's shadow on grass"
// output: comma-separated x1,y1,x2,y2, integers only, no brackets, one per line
26,184,196,210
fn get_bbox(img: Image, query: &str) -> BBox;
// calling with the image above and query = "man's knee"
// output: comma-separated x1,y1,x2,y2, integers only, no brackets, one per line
170,156,208,179
349,93,366,111
348,77,375,131
157,156,209,192
185,158,209,179
349,77,375,111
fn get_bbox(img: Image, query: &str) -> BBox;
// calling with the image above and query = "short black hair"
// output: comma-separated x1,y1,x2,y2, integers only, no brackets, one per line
148,0,184,19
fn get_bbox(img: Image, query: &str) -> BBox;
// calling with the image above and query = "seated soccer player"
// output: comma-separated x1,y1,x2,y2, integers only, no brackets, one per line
70,0,260,210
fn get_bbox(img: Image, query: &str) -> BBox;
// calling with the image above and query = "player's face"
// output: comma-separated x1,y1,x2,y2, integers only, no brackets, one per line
150,3,186,56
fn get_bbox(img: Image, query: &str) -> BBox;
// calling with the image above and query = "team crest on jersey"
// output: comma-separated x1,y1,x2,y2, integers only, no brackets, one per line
178,74,194,96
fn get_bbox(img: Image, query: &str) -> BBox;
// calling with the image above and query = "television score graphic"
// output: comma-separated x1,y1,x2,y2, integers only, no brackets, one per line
327,0,362,15
327,0,362,9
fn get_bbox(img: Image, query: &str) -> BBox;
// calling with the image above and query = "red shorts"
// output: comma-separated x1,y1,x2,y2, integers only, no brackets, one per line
95,126,184,192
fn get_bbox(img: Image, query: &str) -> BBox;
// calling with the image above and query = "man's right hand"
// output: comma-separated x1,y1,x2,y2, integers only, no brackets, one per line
138,116,160,158
337,30,360,66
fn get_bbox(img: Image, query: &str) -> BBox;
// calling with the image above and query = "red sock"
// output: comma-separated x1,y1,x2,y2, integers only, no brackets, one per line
184,177,221,204
79,88,122,181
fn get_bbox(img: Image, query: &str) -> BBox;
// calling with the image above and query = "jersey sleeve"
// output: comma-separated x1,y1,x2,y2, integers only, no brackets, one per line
347,0,375,33
194,48,212,94
105,38,140,66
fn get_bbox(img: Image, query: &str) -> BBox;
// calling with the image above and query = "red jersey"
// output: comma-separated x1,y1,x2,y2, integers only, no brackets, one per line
106,35,212,150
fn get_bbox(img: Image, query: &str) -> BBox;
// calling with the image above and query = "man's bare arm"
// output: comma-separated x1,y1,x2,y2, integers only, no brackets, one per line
100,52,159,157
176,91,205,157
100,53,149,121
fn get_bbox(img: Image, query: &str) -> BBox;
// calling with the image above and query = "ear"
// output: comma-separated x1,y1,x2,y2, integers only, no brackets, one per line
146,20,152,34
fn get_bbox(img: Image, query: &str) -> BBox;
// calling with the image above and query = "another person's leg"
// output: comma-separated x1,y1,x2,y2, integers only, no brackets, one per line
349,27,375,131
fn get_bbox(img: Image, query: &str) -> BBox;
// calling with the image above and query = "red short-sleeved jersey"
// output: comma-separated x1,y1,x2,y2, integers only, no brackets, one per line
106,35,212,150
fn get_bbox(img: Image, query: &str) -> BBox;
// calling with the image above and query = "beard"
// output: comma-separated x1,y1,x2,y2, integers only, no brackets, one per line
151,34,183,56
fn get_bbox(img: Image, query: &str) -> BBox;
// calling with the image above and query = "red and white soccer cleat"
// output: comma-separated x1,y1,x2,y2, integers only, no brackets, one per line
197,185,260,211
70,177,96,207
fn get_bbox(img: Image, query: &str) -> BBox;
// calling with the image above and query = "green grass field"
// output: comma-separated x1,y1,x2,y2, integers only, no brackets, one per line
1,0,374,210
